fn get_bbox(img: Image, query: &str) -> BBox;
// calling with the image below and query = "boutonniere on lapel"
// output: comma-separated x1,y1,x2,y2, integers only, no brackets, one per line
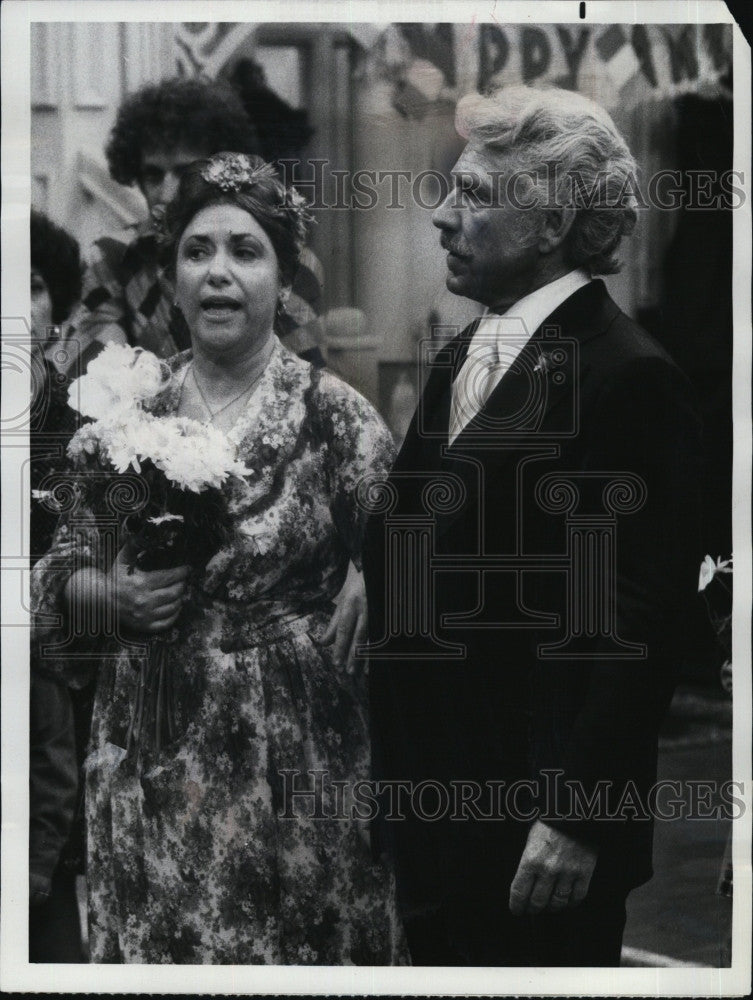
533,351,554,376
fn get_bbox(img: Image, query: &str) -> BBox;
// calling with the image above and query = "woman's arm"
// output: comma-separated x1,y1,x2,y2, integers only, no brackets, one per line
32,506,189,687
314,372,397,672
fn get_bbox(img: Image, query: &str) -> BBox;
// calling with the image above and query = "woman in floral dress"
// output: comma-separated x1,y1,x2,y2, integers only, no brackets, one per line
31,153,407,964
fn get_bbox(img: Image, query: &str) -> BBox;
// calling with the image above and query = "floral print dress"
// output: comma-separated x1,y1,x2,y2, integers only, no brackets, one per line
31,342,408,964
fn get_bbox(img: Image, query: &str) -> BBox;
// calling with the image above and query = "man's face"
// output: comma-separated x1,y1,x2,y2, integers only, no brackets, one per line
432,143,544,312
139,145,208,213
30,267,53,343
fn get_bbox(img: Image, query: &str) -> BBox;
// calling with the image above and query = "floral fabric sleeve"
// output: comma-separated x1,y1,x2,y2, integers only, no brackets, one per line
313,371,396,570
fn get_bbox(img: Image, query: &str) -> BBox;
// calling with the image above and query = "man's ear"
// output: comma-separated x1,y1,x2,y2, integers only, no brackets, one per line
538,205,576,255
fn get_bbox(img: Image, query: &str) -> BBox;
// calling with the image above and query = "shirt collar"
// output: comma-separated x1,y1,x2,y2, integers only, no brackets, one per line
474,268,592,360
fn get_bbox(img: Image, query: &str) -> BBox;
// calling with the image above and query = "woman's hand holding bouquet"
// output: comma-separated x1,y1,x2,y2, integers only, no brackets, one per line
109,549,189,636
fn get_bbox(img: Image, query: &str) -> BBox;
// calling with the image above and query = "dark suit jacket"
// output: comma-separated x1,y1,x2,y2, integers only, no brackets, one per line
363,280,702,915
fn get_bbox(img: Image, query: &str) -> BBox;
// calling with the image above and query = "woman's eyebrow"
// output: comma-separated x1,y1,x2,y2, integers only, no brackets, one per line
227,232,265,242
184,231,265,244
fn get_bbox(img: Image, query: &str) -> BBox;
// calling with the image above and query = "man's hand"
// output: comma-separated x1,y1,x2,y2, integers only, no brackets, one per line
509,819,598,916
320,561,367,672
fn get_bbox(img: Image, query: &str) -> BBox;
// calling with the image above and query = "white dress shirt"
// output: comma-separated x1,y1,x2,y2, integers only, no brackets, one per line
448,268,592,444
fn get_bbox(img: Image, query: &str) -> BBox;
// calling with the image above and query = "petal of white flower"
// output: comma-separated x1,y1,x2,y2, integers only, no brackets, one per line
698,554,717,592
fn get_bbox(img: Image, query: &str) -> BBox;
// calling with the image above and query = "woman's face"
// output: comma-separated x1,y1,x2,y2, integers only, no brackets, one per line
175,203,282,360
30,268,53,343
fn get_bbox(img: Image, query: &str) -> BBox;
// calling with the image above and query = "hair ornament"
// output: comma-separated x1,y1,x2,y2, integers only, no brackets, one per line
200,152,277,192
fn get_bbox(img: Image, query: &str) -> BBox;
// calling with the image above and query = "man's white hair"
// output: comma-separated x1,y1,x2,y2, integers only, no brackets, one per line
456,86,639,275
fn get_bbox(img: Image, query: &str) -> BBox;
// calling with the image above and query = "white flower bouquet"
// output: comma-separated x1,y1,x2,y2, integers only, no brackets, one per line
66,343,248,571
65,343,249,753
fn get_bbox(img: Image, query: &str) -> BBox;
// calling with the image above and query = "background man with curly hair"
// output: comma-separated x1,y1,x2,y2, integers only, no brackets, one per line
70,77,258,368
363,87,703,966
69,76,325,371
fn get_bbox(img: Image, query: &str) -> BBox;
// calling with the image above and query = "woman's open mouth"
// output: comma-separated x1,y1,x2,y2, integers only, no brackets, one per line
200,296,242,321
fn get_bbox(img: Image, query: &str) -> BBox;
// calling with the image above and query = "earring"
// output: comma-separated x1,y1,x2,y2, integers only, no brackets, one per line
275,287,291,322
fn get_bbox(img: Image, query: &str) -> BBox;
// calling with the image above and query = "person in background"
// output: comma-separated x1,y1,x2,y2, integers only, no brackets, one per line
227,58,326,366
65,77,260,370
29,210,83,962
30,210,83,556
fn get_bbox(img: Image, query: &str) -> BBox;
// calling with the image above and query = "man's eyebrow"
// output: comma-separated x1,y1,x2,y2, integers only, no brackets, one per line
451,171,492,193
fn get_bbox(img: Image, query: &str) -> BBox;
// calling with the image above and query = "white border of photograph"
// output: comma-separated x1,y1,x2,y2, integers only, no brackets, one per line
2,0,750,994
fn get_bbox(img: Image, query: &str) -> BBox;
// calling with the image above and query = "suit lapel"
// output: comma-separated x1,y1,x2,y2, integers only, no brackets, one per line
387,282,621,534
434,281,621,537
446,280,620,451
390,318,481,476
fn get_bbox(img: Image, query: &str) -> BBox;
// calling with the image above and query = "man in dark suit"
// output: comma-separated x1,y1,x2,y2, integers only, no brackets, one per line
363,87,702,966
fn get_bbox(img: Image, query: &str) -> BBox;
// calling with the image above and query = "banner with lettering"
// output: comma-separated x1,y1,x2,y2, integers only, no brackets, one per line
175,22,732,116
372,22,733,118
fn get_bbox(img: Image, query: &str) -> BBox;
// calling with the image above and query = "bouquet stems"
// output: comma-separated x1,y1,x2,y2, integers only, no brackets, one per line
124,640,176,760
123,524,184,760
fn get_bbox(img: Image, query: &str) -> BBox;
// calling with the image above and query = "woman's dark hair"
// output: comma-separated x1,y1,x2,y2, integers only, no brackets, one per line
30,209,83,324
162,153,311,292
225,59,314,164
105,77,259,188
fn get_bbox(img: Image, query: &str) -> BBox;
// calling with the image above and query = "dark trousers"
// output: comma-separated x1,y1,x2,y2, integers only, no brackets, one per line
29,870,83,963
404,882,629,966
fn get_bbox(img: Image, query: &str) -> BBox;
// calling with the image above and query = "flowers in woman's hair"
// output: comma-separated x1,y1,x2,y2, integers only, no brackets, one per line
199,152,313,238
67,342,169,421
201,152,277,193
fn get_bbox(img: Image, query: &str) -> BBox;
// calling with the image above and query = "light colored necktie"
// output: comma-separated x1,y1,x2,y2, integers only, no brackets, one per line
448,331,500,444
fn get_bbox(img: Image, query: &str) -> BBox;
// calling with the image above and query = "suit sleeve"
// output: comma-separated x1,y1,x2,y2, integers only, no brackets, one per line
534,355,703,845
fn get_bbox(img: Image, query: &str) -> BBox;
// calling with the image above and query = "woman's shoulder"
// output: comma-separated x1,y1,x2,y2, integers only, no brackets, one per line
307,366,394,457
273,343,370,412
309,365,376,413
